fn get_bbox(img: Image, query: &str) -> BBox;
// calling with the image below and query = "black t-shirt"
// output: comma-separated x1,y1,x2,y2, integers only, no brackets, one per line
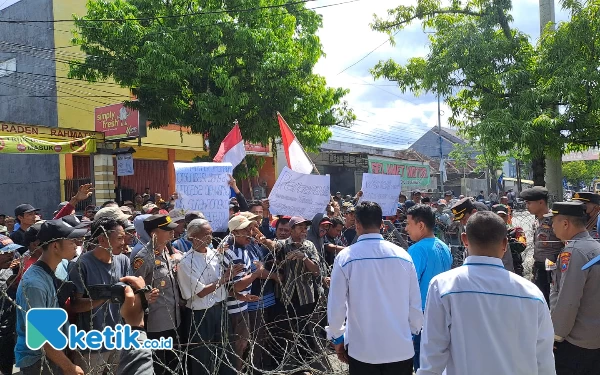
10,228,26,250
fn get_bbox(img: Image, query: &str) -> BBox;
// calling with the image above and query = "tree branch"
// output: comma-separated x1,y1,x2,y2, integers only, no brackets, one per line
378,9,484,30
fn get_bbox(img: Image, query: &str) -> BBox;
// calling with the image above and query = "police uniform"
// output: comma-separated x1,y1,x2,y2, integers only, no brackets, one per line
521,186,563,304
451,198,515,272
545,202,600,374
571,191,600,238
132,214,181,375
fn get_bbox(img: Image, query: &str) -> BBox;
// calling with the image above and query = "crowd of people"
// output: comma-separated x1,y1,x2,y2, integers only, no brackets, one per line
0,180,597,375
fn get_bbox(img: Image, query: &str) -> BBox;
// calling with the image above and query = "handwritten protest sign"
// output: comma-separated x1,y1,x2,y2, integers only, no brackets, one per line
359,173,402,216
367,156,429,190
269,166,330,220
174,162,233,231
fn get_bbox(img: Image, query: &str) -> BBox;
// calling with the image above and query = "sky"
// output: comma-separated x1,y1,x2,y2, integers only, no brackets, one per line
312,0,570,149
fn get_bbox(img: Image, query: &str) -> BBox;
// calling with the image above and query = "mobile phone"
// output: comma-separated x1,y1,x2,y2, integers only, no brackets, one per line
87,282,129,304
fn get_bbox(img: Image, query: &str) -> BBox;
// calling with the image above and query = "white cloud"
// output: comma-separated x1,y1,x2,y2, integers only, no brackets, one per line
313,0,570,146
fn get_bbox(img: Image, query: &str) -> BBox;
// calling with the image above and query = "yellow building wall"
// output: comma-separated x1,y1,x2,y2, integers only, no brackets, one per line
53,1,206,198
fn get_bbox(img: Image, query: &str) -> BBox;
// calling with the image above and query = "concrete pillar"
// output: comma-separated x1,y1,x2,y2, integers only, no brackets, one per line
93,154,115,205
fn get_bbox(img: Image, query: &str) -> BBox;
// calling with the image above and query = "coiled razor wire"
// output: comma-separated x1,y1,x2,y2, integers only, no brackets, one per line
1,210,592,374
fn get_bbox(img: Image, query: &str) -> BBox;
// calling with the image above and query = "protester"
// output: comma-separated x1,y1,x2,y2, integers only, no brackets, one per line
405,204,452,371
69,218,132,375
4,217,14,235
172,211,204,252
222,215,261,372
342,206,357,245
267,216,323,371
323,217,345,267
177,219,241,375
15,219,87,375
249,201,276,239
275,217,291,240
493,204,527,276
521,186,563,303
547,202,600,374
327,202,423,375
129,214,151,260
10,204,40,247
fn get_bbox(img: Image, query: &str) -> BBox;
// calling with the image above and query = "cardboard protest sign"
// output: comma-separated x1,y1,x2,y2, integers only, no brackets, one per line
268,167,330,220
359,173,402,216
174,162,233,231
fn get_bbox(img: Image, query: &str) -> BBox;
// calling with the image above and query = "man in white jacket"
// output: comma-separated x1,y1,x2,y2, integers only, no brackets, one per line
418,211,556,375
327,201,423,375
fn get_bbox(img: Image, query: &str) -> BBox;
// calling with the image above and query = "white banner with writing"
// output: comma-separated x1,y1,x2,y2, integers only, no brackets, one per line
116,153,134,176
268,166,330,220
174,162,233,231
359,173,402,216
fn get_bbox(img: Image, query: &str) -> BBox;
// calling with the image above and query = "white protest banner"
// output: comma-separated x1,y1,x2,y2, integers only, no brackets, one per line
359,173,402,216
268,166,330,219
174,162,233,231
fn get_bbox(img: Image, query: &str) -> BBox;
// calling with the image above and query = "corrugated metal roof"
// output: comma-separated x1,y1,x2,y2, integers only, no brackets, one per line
329,124,426,151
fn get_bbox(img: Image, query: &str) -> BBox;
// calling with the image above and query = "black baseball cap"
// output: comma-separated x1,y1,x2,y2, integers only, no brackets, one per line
15,204,40,218
24,222,44,248
143,214,179,233
38,219,88,245
544,202,586,218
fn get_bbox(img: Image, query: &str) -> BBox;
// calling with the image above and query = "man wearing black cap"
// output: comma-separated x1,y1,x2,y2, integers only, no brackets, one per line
521,186,563,304
451,197,514,272
546,202,600,374
15,219,87,375
571,191,600,238
10,204,40,248
132,214,182,375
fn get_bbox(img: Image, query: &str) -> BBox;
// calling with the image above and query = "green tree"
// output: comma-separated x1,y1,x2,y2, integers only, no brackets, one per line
69,0,354,155
562,160,600,186
370,0,560,186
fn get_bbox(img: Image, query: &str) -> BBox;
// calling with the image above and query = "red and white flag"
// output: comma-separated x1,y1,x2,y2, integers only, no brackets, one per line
277,113,314,174
213,122,246,168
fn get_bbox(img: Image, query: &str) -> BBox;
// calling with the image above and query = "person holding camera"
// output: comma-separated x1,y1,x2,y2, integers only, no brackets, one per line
15,219,88,375
68,218,132,375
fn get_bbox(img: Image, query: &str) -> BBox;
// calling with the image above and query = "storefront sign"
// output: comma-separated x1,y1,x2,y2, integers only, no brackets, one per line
367,156,430,191
0,135,95,154
245,142,271,156
0,123,103,141
95,103,141,141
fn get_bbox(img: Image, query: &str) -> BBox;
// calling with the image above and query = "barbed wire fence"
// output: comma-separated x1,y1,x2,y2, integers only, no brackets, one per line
0,206,574,375
1,224,351,375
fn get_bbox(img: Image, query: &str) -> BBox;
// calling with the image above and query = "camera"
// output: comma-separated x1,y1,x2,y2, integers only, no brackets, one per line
87,282,129,304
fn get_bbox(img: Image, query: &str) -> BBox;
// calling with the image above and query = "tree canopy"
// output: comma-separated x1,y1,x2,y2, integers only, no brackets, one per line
371,0,600,186
69,0,354,153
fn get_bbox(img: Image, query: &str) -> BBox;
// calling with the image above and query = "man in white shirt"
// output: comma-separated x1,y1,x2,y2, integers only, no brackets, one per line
177,219,244,375
418,211,556,375
327,201,423,375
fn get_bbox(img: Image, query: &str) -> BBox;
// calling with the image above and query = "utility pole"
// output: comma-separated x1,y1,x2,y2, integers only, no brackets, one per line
540,0,563,202
438,94,445,194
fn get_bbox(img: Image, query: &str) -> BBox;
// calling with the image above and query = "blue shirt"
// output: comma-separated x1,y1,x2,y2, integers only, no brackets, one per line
246,241,275,311
15,264,63,368
223,242,252,314
408,237,452,310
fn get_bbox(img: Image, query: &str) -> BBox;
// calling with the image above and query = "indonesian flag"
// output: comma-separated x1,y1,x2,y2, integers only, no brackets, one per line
277,113,314,174
213,123,246,168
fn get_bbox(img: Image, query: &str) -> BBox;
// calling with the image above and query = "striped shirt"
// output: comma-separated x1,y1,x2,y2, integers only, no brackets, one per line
246,241,276,311
223,244,252,314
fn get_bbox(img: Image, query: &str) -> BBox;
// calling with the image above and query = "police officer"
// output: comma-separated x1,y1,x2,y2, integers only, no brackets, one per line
546,202,600,374
451,197,515,272
571,191,600,238
133,214,182,375
521,186,563,304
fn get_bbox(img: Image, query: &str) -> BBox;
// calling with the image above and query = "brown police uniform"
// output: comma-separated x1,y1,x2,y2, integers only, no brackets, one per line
132,214,182,375
546,202,600,375
521,187,563,304
572,191,600,238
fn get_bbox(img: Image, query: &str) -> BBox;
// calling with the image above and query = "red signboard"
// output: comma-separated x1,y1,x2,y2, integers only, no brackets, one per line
95,103,140,140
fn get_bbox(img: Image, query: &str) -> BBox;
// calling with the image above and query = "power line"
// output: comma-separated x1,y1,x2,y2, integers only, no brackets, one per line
337,30,400,75
0,0,360,23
